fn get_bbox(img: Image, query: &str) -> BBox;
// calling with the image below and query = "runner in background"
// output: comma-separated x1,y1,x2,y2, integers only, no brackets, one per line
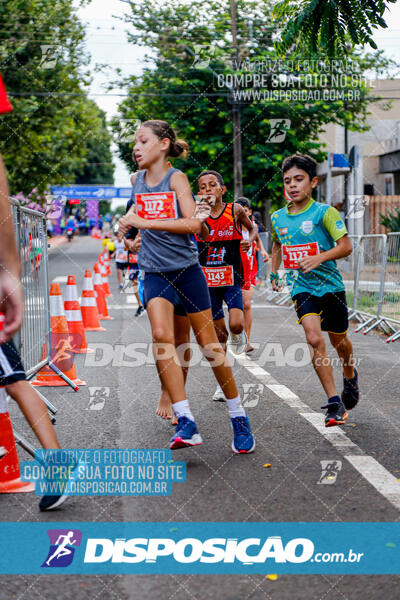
235,197,269,353
119,120,255,453
195,171,257,401
114,231,129,290
271,154,359,427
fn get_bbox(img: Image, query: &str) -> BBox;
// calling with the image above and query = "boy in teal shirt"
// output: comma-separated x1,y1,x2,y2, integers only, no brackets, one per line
270,154,359,427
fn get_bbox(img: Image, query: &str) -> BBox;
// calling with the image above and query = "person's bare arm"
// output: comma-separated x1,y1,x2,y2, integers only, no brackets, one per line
234,204,257,251
298,235,352,273
0,154,23,342
271,241,282,291
256,232,269,262
119,172,206,236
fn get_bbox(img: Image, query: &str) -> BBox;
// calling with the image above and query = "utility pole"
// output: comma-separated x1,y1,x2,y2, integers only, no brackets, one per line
230,0,243,199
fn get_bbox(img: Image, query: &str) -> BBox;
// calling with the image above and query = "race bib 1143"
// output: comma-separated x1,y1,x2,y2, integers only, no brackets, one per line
135,191,177,220
202,266,234,287
282,242,319,269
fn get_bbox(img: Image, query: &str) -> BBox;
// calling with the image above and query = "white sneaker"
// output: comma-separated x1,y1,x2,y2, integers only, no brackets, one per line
212,385,226,402
228,331,248,355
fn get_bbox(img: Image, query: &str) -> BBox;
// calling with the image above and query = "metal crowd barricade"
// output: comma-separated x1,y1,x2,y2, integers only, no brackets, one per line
381,232,400,342
341,235,361,319
9,197,77,389
351,234,388,334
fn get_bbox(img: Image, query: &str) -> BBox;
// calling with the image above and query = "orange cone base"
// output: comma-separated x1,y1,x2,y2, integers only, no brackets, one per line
84,325,106,332
0,478,35,494
99,315,114,320
32,377,86,387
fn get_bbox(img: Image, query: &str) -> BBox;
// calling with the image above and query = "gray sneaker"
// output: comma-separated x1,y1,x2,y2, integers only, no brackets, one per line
228,331,248,355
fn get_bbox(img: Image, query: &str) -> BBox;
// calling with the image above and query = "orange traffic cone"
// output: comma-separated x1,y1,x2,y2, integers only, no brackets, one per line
101,262,112,297
64,275,93,354
98,255,112,297
104,250,111,276
0,413,35,493
93,263,113,320
32,283,86,386
81,270,105,332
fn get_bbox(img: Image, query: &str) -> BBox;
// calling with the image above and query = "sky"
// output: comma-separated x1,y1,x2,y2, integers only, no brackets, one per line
76,0,400,204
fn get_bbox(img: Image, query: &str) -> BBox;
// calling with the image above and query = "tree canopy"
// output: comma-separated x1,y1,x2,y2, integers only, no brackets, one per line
274,0,398,56
112,0,393,216
0,0,114,199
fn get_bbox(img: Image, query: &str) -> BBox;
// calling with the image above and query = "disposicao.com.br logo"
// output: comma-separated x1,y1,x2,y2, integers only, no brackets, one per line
82,536,363,566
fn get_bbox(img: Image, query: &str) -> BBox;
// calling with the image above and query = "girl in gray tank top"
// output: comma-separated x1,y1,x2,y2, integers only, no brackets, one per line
132,167,198,272
118,120,255,456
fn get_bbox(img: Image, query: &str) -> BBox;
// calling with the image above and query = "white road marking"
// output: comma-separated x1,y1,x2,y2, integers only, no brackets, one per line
126,295,137,305
345,456,400,510
237,354,400,511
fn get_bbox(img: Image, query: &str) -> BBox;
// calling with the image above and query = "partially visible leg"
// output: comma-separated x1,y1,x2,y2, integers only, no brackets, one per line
157,315,191,423
301,315,337,399
228,307,244,335
213,317,229,351
6,380,60,449
328,332,354,380
147,298,186,404
189,309,238,400
242,287,255,350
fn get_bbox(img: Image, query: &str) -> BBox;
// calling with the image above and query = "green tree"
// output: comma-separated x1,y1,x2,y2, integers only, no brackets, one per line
112,0,392,217
0,0,114,198
273,0,397,55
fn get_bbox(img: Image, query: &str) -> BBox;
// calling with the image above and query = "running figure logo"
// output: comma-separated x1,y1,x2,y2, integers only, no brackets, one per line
242,384,264,408
41,529,82,568
318,460,342,484
266,119,291,143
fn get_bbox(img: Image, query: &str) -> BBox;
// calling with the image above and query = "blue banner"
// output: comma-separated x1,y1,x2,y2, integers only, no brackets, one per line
0,523,399,574
50,186,133,199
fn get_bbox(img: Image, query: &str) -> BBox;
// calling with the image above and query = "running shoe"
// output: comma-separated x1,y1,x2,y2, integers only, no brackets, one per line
212,384,225,402
228,330,248,355
135,306,145,317
341,368,359,410
231,416,255,453
169,416,203,450
39,460,82,512
119,283,124,290
321,401,348,427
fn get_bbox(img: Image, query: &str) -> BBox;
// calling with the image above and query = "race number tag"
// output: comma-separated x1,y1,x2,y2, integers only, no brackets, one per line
282,242,319,269
116,251,128,262
128,253,138,264
202,266,234,287
135,191,177,220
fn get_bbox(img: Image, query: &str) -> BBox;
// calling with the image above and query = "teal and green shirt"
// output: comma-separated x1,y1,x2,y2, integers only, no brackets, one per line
271,199,347,297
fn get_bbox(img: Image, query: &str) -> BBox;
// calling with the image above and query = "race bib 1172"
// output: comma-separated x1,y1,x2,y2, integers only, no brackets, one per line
282,242,319,269
202,266,234,287
135,191,177,220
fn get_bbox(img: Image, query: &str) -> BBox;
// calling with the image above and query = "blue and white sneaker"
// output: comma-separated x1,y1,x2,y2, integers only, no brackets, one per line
39,460,83,512
169,416,203,450
231,416,255,453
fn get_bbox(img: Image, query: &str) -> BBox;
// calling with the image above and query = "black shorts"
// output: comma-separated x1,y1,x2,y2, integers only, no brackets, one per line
293,291,348,334
116,262,128,271
0,339,26,386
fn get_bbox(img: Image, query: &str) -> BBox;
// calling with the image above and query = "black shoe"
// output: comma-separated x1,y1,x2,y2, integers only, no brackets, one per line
321,401,348,427
135,306,145,317
39,460,81,512
341,368,359,410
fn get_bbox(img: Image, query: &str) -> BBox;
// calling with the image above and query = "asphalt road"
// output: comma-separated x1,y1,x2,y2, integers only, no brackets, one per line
1,236,400,599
